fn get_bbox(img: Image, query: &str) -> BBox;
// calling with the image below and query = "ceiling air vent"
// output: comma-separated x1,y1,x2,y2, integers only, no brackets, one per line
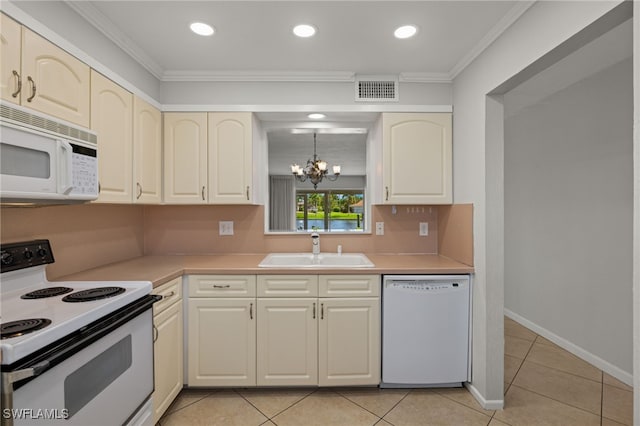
355,76,399,102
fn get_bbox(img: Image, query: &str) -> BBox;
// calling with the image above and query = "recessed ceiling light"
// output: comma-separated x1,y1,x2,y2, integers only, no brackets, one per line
293,24,317,38
190,22,214,36
308,113,326,119
394,25,418,39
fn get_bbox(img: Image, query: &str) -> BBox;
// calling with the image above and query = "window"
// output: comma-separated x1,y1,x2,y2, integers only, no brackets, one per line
296,190,364,232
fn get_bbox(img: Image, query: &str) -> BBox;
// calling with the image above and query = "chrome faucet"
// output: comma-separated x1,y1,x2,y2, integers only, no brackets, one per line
311,232,320,255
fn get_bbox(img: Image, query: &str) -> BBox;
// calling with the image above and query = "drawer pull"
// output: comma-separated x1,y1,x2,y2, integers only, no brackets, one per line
164,291,176,298
11,70,21,98
27,76,36,102
213,284,231,289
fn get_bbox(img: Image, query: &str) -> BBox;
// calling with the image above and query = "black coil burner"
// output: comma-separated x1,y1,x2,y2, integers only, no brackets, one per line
21,286,74,299
1,318,52,339
62,287,126,303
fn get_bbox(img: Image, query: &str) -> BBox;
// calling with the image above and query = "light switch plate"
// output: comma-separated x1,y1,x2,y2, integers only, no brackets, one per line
219,221,234,236
419,222,429,236
376,222,384,236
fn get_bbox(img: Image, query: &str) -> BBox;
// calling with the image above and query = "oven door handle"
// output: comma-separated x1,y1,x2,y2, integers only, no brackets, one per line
3,360,49,385
1,360,49,426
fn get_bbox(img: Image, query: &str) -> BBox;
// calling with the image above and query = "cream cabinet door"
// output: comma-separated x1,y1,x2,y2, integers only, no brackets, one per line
152,300,183,424
164,112,208,204
188,298,256,386
257,298,318,386
208,112,253,204
133,97,162,203
382,113,452,204
21,28,90,127
0,14,21,104
318,298,380,386
90,70,133,203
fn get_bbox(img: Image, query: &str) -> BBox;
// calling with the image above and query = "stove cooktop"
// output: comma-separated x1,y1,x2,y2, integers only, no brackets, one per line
1,240,152,365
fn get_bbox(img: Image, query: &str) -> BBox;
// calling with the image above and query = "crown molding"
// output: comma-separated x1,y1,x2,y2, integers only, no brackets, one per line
161,70,356,83
64,1,165,80
449,0,537,79
399,72,452,83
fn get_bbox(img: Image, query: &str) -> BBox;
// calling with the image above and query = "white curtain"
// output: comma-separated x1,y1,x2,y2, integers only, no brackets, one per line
269,175,296,231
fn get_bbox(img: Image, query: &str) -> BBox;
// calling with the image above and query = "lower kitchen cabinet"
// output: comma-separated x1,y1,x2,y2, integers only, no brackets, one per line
188,298,256,386
185,274,380,388
318,298,380,386
257,298,318,386
152,278,183,424
187,275,257,387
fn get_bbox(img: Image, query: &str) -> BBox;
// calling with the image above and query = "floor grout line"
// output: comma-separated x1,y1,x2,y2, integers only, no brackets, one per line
508,383,602,418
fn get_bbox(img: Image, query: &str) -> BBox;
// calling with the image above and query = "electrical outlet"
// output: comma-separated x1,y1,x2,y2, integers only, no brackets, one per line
419,222,429,236
375,222,384,236
219,221,234,236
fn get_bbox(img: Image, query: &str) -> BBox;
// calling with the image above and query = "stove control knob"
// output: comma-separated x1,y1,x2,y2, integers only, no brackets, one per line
23,250,34,260
1,251,14,266
37,248,48,257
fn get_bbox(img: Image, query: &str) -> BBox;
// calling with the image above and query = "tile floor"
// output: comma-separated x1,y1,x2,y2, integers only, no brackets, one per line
158,317,634,425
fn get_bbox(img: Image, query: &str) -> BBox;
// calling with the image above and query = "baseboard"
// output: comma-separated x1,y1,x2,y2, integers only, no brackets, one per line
464,382,504,410
504,309,633,386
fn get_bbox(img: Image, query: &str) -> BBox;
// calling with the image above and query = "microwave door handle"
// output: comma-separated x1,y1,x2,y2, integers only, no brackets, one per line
57,140,74,195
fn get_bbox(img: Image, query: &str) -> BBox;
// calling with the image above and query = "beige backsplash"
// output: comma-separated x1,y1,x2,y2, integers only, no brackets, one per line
1,204,145,280
143,204,438,255
1,203,472,280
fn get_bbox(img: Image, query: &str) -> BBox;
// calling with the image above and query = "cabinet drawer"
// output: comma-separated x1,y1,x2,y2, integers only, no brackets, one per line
153,277,182,315
257,275,318,297
319,275,380,297
189,275,256,297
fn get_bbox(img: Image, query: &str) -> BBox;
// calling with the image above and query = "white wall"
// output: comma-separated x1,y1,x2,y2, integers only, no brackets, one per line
452,0,628,406
160,81,452,109
504,58,633,379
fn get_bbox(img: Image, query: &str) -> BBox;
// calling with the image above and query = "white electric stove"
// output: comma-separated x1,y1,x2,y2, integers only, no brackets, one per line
0,240,159,426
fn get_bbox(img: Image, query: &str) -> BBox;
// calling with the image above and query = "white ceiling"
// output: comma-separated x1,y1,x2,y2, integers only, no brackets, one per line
66,0,527,82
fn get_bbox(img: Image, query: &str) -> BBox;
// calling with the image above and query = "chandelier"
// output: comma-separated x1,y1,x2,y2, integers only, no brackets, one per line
291,133,341,189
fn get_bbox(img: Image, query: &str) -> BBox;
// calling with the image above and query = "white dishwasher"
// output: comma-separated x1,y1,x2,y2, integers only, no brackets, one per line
381,275,471,388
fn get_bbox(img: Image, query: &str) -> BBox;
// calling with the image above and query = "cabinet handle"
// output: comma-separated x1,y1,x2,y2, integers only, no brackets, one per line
202,186,206,201
152,325,159,343
164,291,175,298
11,70,21,98
98,182,101,194
136,182,142,199
249,303,253,320
312,302,316,319
385,186,389,201
321,303,324,320
246,186,250,200
26,76,36,102
213,284,230,289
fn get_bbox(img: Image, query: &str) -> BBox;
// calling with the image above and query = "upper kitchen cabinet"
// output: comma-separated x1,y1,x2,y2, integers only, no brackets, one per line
164,112,208,204
1,14,21,105
90,70,133,203
208,112,253,204
133,97,162,203
381,113,452,204
2,22,90,127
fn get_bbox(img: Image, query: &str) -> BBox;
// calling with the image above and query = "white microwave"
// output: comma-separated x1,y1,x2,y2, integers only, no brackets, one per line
0,104,98,204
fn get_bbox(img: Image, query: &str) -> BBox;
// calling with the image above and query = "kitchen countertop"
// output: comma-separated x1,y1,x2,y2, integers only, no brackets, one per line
58,254,474,288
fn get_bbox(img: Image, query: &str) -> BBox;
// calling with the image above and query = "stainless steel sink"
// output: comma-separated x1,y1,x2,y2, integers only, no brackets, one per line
258,253,374,268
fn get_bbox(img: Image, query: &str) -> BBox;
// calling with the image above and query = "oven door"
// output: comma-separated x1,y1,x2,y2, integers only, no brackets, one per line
2,296,159,426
